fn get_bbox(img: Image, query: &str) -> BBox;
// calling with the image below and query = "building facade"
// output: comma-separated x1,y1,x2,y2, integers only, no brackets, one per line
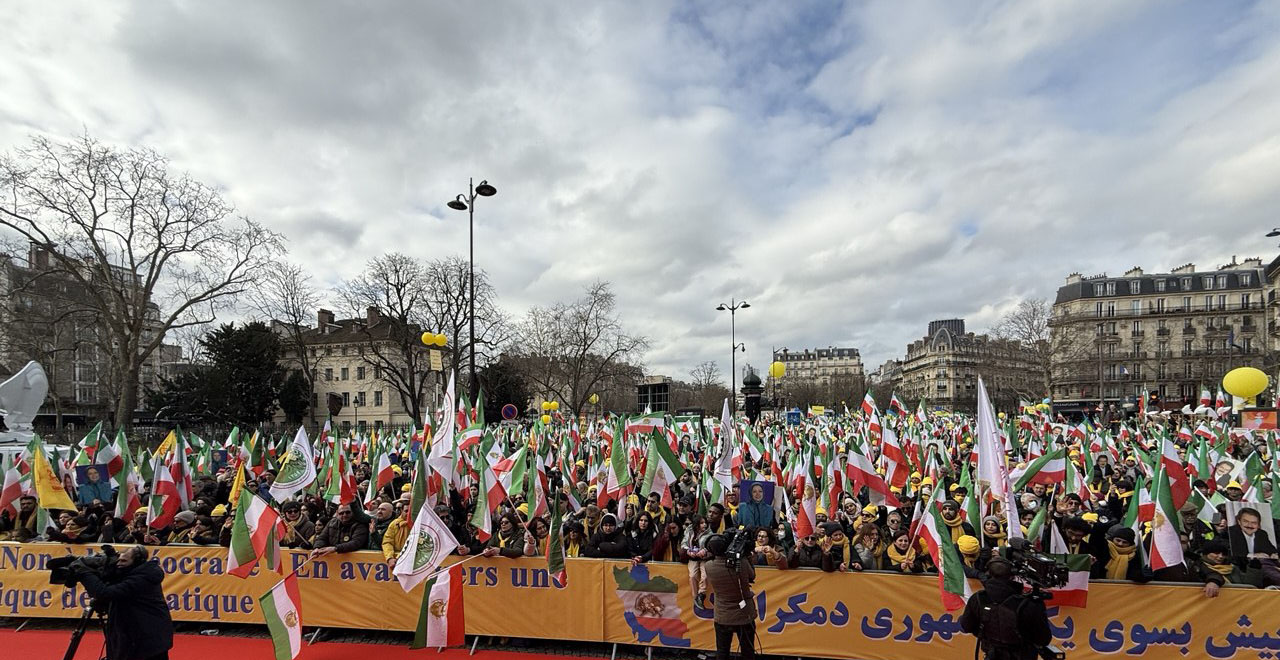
1049,258,1267,416
0,244,182,428
771,346,864,384
868,359,903,386
273,307,439,432
900,319,1043,413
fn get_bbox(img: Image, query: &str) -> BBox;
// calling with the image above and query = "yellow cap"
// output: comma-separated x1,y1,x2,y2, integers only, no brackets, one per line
135,507,148,517
211,504,228,516
949,483,961,491
1082,512,1099,523
401,483,412,492
957,535,980,554
862,503,878,514
816,506,827,515
516,503,529,516
1227,480,1243,489
392,465,403,475
921,476,935,486
910,472,922,480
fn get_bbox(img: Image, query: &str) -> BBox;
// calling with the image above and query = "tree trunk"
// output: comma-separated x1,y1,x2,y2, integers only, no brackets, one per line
115,362,139,431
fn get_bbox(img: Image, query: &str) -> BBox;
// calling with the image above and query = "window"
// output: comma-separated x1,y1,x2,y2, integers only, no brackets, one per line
1106,281,1116,295
1158,319,1167,329
1242,273,1252,286
356,391,366,406
340,367,349,381
356,366,365,380
1217,275,1227,288
1155,298,1165,312
1203,276,1214,290
1181,277,1192,290
341,346,348,356
374,391,383,407
1241,293,1251,307
1132,364,1142,378
324,347,332,356
324,368,333,381
1132,320,1142,335
1243,338,1253,352
1205,295,1214,311
1157,363,1167,379
342,392,350,406
1183,316,1193,329
1155,279,1166,292
1182,296,1191,310
1131,300,1141,314
1094,283,1105,296
374,367,381,380
1183,339,1193,354
1106,302,1116,317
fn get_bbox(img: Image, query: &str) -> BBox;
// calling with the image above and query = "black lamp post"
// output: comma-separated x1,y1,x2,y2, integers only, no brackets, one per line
447,178,497,400
716,298,749,417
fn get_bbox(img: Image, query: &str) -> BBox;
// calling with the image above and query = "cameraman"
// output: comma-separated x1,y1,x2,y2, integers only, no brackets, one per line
704,533,756,660
958,554,1051,660
73,545,174,660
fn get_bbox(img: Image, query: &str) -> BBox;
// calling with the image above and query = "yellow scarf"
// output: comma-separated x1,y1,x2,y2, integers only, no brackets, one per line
1203,561,1233,581
1105,541,1136,580
944,515,966,544
887,544,916,570
828,537,852,567
566,540,581,558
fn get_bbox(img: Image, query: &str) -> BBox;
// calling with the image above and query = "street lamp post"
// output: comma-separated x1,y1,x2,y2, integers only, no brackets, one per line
447,178,497,401
716,298,750,417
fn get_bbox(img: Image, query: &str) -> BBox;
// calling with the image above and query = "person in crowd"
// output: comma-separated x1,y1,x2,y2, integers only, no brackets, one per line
369,501,395,550
564,522,586,558
280,500,315,549
981,516,1007,548
789,530,826,569
1092,525,1147,582
851,522,887,570
626,511,658,563
886,530,922,573
0,495,40,541
310,503,370,557
47,511,97,543
482,512,526,558
584,513,630,559
683,515,713,606
1195,540,1254,595
523,516,550,556
76,466,114,506
749,526,787,569
382,506,410,564
940,500,975,543
167,510,198,544
706,503,730,534
819,521,852,572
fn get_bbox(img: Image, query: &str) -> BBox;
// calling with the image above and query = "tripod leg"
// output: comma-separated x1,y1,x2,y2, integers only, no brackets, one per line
62,607,95,660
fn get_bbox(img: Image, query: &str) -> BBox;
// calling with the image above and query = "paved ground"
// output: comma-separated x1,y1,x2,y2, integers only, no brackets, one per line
0,617,727,660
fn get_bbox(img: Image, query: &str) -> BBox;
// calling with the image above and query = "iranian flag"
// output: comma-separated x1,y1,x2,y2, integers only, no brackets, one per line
147,456,181,529
394,500,460,592
259,572,303,660
228,488,285,578
469,452,506,542
0,456,23,517
1044,554,1091,608
917,486,975,610
1148,467,1185,572
1013,447,1067,490
546,497,568,588
1158,434,1191,510
845,440,900,508
613,565,688,640
95,429,126,487
114,449,144,523
602,421,632,510
627,413,666,437
412,564,465,649
640,432,684,508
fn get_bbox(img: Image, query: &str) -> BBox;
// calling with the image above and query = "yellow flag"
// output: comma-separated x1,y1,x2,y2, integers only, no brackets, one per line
228,460,247,506
33,446,76,511
156,430,177,457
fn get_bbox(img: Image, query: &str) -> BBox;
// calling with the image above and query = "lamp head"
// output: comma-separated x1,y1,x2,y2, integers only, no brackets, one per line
716,304,727,311
739,301,750,309
1268,228,1280,238
447,195,468,211
475,180,497,197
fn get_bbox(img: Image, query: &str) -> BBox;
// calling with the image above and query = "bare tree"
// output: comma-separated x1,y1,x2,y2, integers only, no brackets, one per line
992,298,1053,396
508,281,648,415
250,261,323,422
0,134,283,428
418,256,510,398
337,253,433,423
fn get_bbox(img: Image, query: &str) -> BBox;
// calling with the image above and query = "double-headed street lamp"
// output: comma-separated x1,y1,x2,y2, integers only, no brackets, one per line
447,178,497,399
716,298,749,417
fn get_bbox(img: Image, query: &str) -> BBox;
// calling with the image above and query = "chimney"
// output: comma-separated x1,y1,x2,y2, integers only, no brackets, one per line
317,308,335,331
1124,266,1143,277
1171,263,1196,274
27,242,51,270
1065,272,1082,284
366,306,380,326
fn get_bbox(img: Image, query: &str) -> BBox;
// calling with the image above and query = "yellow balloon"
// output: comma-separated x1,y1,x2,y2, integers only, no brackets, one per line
435,333,447,346
420,331,433,346
540,414,552,424
541,401,552,411
769,361,786,379
550,401,560,411
588,393,600,405
1223,367,1268,399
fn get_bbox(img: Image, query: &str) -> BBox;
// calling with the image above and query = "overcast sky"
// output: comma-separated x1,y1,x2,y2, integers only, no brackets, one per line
4,1,1280,384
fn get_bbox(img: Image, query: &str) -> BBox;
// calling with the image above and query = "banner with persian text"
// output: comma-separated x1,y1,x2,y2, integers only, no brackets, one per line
1,543,1276,660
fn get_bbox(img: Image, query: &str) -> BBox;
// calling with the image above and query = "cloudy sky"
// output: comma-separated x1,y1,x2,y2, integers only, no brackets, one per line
5,1,1280,384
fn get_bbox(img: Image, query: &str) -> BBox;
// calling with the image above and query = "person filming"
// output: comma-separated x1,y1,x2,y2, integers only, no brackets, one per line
71,545,174,660
958,553,1052,660
704,533,756,660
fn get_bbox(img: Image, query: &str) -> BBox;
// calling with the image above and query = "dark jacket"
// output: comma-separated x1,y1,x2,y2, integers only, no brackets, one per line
958,577,1052,660
584,528,630,558
1228,525,1277,559
788,543,825,569
314,517,370,553
627,527,657,559
77,559,174,660
705,557,756,626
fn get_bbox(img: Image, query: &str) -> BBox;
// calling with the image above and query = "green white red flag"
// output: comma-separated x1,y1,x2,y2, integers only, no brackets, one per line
228,487,284,578
259,571,303,660
412,564,465,649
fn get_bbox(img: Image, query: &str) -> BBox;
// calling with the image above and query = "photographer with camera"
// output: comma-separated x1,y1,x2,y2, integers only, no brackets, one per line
959,551,1053,660
704,531,757,660
70,545,174,660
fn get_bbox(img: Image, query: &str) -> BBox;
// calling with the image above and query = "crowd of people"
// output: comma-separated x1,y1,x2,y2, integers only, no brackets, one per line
3,408,1278,608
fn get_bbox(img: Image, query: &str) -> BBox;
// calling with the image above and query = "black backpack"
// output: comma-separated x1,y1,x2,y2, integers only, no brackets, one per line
976,590,1028,652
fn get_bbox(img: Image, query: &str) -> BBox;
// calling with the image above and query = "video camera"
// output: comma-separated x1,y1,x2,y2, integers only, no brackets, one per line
48,545,119,588
724,525,752,571
1003,538,1069,594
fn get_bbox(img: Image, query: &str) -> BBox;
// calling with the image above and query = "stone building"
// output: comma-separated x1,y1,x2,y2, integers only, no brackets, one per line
899,319,1044,413
1049,258,1267,417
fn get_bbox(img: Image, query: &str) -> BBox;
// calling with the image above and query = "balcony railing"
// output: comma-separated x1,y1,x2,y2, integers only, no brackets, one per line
1050,301,1264,324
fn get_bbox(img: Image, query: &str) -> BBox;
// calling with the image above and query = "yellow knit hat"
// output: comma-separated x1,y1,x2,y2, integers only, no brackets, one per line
957,535,980,554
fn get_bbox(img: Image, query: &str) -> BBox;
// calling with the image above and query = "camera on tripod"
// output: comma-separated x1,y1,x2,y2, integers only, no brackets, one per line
48,545,119,588
724,525,751,570
1004,538,1069,593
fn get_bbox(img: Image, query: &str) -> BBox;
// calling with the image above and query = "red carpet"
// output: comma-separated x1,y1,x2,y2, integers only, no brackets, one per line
0,629,599,660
